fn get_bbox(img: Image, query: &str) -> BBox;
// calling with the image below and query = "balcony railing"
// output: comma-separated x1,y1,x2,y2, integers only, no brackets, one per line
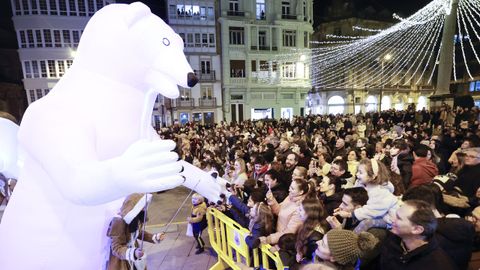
199,97,217,107
175,98,194,108
281,14,297,20
194,70,216,81
227,10,245,16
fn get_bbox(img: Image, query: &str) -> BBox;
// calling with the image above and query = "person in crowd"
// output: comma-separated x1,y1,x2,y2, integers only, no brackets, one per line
335,159,400,233
260,178,309,245
292,166,308,181
276,139,292,164
318,174,343,216
390,139,413,189
263,169,288,203
346,150,360,177
409,144,439,188
283,153,299,185
188,193,208,254
314,229,378,270
332,138,347,160
455,148,480,201
295,198,329,264
317,152,332,177
277,233,297,268
232,158,249,187
326,187,369,230
380,200,457,270
245,202,274,249
449,150,466,175
403,185,475,270
330,159,354,188
253,155,269,182
228,188,266,228
106,194,165,270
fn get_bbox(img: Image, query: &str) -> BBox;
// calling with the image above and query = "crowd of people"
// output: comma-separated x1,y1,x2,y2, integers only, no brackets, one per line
159,104,480,270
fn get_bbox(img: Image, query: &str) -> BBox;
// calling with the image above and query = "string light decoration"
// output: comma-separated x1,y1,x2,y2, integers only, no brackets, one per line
261,0,480,90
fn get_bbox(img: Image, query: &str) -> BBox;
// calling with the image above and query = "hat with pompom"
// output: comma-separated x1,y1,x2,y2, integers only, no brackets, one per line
326,229,378,265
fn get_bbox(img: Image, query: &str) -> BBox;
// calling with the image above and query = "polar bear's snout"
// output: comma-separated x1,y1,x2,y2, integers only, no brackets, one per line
187,72,198,87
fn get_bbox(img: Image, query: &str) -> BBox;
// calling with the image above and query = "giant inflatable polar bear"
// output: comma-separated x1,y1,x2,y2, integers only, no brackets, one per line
0,3,224,269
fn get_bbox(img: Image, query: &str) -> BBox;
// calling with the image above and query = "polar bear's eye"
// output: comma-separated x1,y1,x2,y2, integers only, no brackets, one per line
163,38,170,46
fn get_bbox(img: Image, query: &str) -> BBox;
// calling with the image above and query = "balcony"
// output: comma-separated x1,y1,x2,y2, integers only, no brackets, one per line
281,14,297,20
194,70,216,81
250,46,275,51
174,98,194,108
227,10,245,16
199,97,217,107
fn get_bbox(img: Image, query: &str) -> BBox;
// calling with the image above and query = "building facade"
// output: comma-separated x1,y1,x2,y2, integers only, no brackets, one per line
10,0,115,106
219,0,313,122
164,0,223,126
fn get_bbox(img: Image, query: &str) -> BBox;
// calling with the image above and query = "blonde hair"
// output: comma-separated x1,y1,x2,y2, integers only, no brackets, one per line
192,193,204,203
358,158,389,185
235,158,247,174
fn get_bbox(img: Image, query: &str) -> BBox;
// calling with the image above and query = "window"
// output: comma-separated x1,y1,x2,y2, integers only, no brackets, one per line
209,33,215,47
44,29,52,47
202,33,208,47
36,89,43,99
53,30,61,47
195,33,200,47
32,60,40,78
200,7,206,20
201,60,211,74
29,90,36,103
72,31,80,46
69,0,77,15
59,0,67,15
169,5,176,17
78,0,86,16
283,30,296,47
229,27,244,45
230,60,245,77
179,88,191,100
24,61,32,78
201,85,213,99
96,0,104,11
14,0,21,15
58,61,66,77
282,62,295,78
207,7,214,19
282,1,290,15
229,0,239,11
304,32,308,47
260,60,268,71
40,61,47,77
251,60,257,72
35,30,43,47
48,60,57,77
259,31,266,48
88,0,95,16
39,0,48,14
256,0,265,20
19,30,26,48
22,0,30,15
63,30,71,47
30,0,39,14
66,60,73,69
44,89,50,95
26,30,34,48
49,0,57,15
187,33,193,47
231,94,243,100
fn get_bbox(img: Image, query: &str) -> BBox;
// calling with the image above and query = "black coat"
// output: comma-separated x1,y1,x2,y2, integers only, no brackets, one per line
380,233,457,270
396,152,414,188
455,164,480,199
436,217,475,270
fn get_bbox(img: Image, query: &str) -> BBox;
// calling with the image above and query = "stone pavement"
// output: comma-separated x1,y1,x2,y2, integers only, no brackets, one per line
0,186,219,270
143,186,218,270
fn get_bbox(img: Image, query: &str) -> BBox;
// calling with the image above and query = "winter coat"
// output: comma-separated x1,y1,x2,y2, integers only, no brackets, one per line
106,194,161,270
228,195,250,228
320,192,343,216
353,183,400,224
396,152,414,188
409,157,439,188
245,222,266,249
190,202,207,233
455,163,480,199
266,195,305,244
436,217,475,270
380,233,457,270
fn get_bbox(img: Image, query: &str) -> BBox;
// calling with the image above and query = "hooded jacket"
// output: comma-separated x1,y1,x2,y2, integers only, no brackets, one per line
106,194,161,270
410,157,439,188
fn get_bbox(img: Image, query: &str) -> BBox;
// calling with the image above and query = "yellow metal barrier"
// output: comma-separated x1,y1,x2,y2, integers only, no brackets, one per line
206,207,287,270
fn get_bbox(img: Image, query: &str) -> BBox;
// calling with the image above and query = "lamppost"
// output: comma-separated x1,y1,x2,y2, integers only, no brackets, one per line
379,53,392,112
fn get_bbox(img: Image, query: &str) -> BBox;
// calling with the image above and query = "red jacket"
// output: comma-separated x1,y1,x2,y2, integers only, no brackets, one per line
410,157,439,188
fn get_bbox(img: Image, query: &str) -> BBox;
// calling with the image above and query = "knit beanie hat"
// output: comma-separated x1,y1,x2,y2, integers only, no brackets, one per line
326,229,378,265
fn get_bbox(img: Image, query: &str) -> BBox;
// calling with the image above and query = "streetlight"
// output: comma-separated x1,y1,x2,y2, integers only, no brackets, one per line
379,53,392,111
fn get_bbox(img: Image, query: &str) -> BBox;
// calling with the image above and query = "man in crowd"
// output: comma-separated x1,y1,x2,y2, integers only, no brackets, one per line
409,144,439,188
282,153,298,186
380,200,457,269
455,147,480,201
262,169,288,203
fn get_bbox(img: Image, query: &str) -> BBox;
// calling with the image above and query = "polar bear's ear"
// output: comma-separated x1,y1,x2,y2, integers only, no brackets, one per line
124,2,151,28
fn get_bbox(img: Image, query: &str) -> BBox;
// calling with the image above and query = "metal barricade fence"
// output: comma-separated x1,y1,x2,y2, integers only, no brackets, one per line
206,207,287,270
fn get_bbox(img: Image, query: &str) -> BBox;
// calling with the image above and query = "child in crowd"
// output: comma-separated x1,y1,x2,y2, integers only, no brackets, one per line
245,202,274,249
188,193,208,254
334,158,400,233
277,233,297,268
106,193,165,270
